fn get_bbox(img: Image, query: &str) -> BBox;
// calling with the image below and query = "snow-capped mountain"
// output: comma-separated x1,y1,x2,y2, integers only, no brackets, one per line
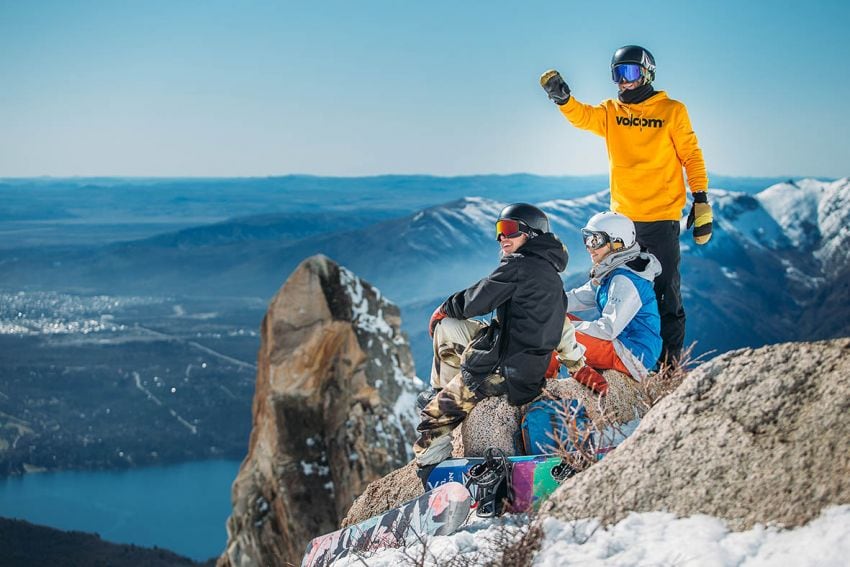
674,178,850,356
2,178,847,368
399,178,850,364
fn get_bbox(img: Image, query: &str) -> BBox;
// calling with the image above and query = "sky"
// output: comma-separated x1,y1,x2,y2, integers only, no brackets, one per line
1,0,848,178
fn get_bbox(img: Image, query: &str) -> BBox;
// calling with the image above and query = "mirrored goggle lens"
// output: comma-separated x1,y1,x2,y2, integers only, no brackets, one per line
612,64,643,83
582,229,609,249
496,219,523,240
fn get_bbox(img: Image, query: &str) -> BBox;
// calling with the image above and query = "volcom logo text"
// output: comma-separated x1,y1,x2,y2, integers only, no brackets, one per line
615,116,664,128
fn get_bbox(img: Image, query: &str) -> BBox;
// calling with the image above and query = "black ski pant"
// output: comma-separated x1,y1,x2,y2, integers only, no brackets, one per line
633,220,685,364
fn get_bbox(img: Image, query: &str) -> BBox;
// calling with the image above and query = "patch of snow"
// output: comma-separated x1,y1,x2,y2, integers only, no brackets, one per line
341,505,850,566
300,461,330,476
338,266,396,339
756,179,827,249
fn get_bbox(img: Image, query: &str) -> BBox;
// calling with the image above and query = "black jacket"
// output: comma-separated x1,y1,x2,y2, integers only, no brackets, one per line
441,233,569,405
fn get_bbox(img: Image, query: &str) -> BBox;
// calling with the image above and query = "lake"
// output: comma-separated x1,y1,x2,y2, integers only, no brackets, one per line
0,459,242,562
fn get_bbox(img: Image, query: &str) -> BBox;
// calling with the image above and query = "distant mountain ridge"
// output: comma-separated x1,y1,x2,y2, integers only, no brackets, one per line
1,177,847,368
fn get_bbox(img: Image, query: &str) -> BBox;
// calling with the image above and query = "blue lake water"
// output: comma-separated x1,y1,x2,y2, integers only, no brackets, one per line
0,459,242,562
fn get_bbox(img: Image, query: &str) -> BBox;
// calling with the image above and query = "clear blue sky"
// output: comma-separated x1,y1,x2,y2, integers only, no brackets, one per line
1,0,847,178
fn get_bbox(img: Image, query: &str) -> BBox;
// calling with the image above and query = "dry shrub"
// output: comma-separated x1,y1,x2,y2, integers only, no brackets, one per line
635,344,706,411
544,345,703,476
495,515,545,567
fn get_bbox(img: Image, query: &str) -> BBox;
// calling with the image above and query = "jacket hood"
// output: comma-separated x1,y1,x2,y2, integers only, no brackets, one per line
624,251,663,282
591,244,661,283
515,232,569,273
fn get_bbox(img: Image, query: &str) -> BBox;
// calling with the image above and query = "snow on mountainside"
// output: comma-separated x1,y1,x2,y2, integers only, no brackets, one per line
755,178,850,263
707,190,791,251
757,179,829,249
377,182,849,370
810,178,850,266
402,197,504,258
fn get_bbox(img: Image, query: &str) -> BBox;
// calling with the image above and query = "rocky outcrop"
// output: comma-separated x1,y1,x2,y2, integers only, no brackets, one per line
542,338,850,530
218,255,424,567
343,368,643,525
342,339,850,533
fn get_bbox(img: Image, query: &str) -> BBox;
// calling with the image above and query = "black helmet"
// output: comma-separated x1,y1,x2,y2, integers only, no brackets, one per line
498,203,550,235
611,45,656,84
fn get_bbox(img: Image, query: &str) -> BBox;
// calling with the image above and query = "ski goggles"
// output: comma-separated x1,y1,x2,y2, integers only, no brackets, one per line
495,219,528,240
611,63,644,84
581,229,611,250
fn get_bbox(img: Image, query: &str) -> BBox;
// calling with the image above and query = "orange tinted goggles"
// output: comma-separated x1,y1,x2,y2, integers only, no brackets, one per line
495,219,526,240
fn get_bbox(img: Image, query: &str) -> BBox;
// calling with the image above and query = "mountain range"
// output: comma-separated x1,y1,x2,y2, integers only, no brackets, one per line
1,177,848,374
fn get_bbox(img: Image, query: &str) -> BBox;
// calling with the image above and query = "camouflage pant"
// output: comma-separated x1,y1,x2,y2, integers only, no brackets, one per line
414,319,506,464
413,365,507,464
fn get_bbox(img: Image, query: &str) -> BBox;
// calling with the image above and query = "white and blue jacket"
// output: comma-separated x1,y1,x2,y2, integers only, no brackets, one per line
566,251,662,379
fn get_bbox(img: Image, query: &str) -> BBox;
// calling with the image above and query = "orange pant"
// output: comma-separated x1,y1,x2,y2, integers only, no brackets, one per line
568,314,631,376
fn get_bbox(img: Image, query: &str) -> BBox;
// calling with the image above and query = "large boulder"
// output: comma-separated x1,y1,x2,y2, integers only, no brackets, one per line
218,255,423,567
542,338,850,530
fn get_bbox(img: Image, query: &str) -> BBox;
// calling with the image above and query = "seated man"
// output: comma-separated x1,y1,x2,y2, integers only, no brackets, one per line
566,211,663,395
414,203,582,466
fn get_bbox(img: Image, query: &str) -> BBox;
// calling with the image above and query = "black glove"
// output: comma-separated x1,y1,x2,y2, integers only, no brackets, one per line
686,191,713,245
540,70,571,105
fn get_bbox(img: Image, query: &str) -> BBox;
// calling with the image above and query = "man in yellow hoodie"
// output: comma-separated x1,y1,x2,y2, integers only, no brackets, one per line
540,45,713,364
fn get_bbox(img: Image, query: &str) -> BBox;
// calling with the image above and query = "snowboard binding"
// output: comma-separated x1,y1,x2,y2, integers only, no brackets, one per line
550,460,578,483
465,447,514,517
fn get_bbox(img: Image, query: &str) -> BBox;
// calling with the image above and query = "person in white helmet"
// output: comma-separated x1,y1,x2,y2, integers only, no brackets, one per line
565,211,663,393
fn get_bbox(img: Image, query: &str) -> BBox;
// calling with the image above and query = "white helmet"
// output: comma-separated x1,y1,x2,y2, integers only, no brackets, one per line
582,211,636,250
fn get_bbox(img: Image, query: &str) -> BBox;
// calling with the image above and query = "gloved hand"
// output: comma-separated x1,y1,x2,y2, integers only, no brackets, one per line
429,305,447,337
686,191,713,245
572,365,608,395
540,70,571,105
544,351,560,379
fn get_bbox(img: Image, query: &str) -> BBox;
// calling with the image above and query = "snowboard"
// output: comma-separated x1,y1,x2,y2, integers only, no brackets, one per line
301,481,472,567
426,454,573,513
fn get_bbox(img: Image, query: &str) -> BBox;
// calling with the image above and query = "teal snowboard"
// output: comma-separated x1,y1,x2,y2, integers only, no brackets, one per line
301,481,472,567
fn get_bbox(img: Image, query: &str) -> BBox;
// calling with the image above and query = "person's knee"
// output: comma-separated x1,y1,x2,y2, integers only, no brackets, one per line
434,318,483,345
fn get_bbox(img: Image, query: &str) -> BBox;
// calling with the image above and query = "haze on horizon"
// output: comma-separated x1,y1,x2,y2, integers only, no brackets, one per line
1,0,848,179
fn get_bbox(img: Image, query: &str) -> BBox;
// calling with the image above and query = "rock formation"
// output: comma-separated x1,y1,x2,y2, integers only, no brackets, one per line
542,338,850,530
218,255,424,567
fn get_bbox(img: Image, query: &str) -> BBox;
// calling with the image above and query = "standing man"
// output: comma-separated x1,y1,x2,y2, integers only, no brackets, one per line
539,45,713,364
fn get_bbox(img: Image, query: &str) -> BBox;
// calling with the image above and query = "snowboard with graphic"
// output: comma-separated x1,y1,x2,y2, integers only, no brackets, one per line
425,454,572,512
301,481,472,567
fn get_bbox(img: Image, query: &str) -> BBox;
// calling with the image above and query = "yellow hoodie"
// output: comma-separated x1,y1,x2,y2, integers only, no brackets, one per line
559,91,708,222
